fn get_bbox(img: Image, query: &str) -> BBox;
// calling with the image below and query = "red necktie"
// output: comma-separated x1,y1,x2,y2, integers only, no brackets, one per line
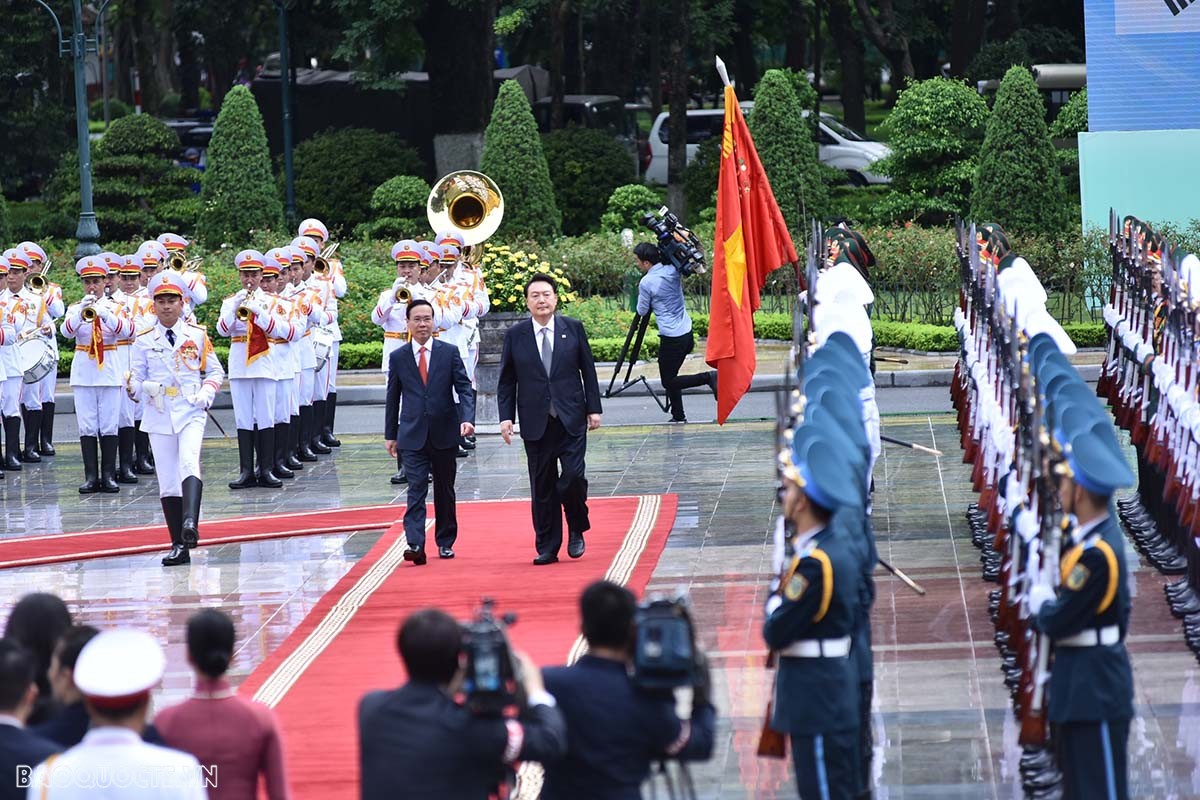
418,345,428,385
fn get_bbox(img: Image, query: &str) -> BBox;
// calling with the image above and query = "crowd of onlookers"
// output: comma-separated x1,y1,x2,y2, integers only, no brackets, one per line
0,581,716,799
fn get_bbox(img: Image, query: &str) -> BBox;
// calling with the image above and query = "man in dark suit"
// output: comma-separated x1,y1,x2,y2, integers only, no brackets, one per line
498,273,603,564
0,639,61,800
385,299,476,565
358,609,566,800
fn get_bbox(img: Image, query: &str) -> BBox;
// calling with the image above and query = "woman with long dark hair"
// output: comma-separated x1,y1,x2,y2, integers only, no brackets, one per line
4,593,72,726
156,609,291,800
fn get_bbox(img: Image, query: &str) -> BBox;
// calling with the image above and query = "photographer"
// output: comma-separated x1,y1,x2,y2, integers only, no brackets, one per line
634,243,718,423
541,580,716,799
358,609,566,800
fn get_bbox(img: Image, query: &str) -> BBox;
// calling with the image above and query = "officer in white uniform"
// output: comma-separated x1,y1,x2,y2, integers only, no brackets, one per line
15,243,64,461
157,232,207,312
0,257,16,480
284,244,330,464
0,251,32,471
298,218,347,448
260,248,304,480
217,250,296,490
26,629,208,799
110,257,147,485
291,235,335,456
129,272,225,566
63,256,134,493
132,248,163,473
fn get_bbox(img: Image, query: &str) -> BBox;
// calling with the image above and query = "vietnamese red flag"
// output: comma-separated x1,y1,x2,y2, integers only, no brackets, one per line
246,321,270,365
704,83,798,423
89,318,105,368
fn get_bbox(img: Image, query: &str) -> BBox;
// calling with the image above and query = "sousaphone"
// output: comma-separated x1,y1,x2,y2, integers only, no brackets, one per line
427,170,504,263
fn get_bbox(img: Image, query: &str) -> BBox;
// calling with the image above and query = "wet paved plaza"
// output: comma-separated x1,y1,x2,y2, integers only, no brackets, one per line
1,414,1198,798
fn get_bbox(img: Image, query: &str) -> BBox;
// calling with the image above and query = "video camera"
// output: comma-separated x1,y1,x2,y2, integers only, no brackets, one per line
640,206,707,277
631,594,698,690
461,598,522,717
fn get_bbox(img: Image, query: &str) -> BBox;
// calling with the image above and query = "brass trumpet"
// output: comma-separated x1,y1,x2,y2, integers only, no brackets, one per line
395,284,413,303
236,305,255,322
25,261,51,293
314,243,340,275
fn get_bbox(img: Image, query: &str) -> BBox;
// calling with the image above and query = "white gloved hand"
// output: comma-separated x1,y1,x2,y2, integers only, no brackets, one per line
1135,341,1153,364
1014,507,1038,543
100,309,117,327
142,380,163,398
1028,581,1056,615
1102,304,1117,327
1115,319,1129,339
1004,471,1022,512
189,385,216,409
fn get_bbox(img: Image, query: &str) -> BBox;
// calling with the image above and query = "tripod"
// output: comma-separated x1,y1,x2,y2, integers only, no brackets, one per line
605,313,669,412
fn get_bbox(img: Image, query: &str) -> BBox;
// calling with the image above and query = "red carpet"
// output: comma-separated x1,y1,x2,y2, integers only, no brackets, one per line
238,494,677,800
0,504,403,569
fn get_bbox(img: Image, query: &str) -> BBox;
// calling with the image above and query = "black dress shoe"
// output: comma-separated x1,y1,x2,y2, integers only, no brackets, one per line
403,545,427,565
391,471,408,485
461,437,476,451
568,531,585,558
456,446,470,458
533,553,559,565
439,547,455,559
162,545,190,567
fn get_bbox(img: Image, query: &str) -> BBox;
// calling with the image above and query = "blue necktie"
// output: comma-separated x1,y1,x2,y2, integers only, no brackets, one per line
166,329,176,347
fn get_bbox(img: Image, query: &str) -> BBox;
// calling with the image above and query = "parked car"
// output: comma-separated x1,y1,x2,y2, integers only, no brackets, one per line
644,105,891,186
531,94,641,176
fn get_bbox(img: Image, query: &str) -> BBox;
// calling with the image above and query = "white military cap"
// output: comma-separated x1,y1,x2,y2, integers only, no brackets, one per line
74,629,165,710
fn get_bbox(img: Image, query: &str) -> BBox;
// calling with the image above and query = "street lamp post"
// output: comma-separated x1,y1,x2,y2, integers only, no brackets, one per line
33,0,116,259
275,0,297,229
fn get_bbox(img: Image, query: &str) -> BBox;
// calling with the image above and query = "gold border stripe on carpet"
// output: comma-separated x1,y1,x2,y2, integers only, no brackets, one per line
520,494,662,799
250,523,425,708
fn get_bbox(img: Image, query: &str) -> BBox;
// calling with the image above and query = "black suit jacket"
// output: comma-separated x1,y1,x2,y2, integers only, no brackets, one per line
0,723,60,800
497,315,602,440
358,681,567,800
385,338,475,450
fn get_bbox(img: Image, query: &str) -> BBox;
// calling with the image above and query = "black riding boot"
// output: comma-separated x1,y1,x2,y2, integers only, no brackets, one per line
229,429,257,489
256,427,283,488
181,476,202,548
133,421,155,474
287,414,304,470
116,426,139,484
309,400,331,454
98,434,120,492
273,422,294,479
19,408,41,463
38,402,56,456
78,436,100,493
3,416,23,470
321,392,341,447
296,406,318,461
161,496,190,566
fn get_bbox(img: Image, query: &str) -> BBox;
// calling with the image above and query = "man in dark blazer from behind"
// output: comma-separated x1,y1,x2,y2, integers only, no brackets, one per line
0,640,61,800
498,273,603,564
385,299,476,565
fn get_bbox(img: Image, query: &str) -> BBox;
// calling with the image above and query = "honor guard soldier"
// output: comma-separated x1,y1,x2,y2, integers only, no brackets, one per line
261,248,305,480
217,250,296,490
16,241,64,460
0,251,33,471
1028,422,1136,800
108,256,143,485
284,245,330,465
764,426,864,800
374,241,421,484
0,256,25,477
291,235,335,456
299,218,346,448
158,232,207,311
131,249,163,475
129,272,225,566
28,629,208,799
63,256,135,493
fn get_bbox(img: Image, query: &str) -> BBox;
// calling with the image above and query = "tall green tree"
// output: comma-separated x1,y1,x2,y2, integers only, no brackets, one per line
0,182,10,245
749,69,828,230
197,86,285,246
872,76,989,224
971,66,1067,235
480,80,561,240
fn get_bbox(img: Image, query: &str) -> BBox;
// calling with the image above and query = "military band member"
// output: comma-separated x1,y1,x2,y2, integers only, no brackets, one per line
0,258,14,480
15,241,64,460
435,231,490,384
63,256,135,493
1029,422,1136,800
106,256,144,485
158,232,207,311
284,245,328,464
0,250,33,471
373,241,424,484
128,272,225,566
299,218,346,448
131,249,162,474
764,429,864,800
261,248,305,479
217,250,297,490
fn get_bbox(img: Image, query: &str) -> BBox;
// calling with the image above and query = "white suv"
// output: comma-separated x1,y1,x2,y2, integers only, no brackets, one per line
644,104,891,186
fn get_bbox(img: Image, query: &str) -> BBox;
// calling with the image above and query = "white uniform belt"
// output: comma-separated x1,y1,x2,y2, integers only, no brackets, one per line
779,636,851,658
1057,625,1120,647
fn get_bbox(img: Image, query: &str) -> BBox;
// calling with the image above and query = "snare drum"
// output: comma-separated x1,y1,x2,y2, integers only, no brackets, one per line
312,328,334,372
18,338,57,384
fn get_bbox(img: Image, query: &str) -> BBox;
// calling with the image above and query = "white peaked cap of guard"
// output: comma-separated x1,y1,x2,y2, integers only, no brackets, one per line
1023,307,1077,355
816,261,874,307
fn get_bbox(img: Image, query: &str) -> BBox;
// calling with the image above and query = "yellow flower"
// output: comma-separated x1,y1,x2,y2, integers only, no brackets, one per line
540,261,550,270
561,279,572,288
554,267,565,275
507,295,517,303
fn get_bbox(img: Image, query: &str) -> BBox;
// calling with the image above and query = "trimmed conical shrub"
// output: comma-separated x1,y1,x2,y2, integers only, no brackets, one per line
971,66,1068,235
748,69,828,230
480,80,561,241
197,85,284,247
